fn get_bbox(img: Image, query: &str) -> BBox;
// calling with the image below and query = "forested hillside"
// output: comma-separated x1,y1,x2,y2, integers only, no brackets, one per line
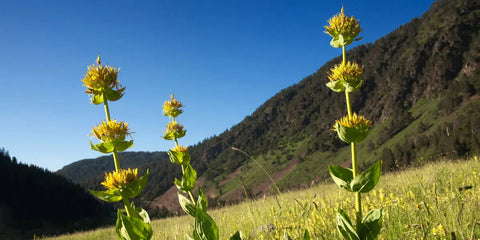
0,148,112,239
59,0,480,214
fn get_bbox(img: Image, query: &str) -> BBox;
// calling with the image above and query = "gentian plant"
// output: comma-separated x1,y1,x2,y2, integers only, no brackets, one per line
325,7,383,240
162,94,244,240
82,55,152,240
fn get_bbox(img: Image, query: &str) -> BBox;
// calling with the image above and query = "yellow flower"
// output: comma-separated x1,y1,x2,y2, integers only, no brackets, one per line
334,113,372,129
81,56,125,101
101,168,138,190
333,113,372,143
92,120,132,143
328,61,363,83
326,61,363,92
173,144,188,152
163,94,184,118
431,224,445,236
164,121,185,136
325,6,362,47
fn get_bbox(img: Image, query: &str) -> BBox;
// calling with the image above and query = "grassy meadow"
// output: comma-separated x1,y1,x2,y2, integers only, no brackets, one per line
43,156,480,240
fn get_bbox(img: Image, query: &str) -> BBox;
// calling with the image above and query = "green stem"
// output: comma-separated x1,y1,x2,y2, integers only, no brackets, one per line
352,142,362,230
343,44,362,230
188,191,196,204
103,95,112,122
102,95,121,171
122,197,133,217
112,151,121,172
345,91,353,118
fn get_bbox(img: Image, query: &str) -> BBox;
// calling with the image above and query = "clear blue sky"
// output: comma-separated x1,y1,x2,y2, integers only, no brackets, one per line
0,0,436,171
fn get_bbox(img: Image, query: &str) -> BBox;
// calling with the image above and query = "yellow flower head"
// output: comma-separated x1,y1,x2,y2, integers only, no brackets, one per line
325,7,362,47
328,61,363,83
163,120,186,140
326,61,364,92
163,94,184,118
101,168,138,190
81,56,125,100
173,144,188,153
334,113,372,130
92,120,132,143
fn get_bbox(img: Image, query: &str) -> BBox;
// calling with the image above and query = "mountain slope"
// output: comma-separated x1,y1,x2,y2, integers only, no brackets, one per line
175,0,480,202
60,0,480,213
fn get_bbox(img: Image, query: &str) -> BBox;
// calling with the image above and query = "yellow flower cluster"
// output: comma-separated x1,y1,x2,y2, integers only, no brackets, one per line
334,113,372,129
324,7,361,42
81,62,124,97
164,121,184,136
101,168,138,190
328,61,363,83
92,119,131,143
173,144,188,152
163,94,184,118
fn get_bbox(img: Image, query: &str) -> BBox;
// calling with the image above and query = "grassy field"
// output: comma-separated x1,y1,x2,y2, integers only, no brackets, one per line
43,156,480,240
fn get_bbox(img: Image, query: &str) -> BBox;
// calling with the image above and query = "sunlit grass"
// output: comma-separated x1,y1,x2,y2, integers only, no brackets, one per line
44,156,480,239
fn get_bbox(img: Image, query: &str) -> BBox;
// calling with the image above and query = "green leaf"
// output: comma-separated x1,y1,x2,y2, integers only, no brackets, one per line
120,170,149,199
175,164,197,192
328,165,353,191
178,193,196,217
175,129,187,139
91,94,104,105
162,132,175,140
282,231,292,240
116,140,134,152
194,209,219,240
168,149,191,165
326,80,346,92
128,202,151,225
163,130,187,141
197,189,208,211
330,35,343,48
115,209,152,240
90,141,115,154
336,209,360,240
89,188,122,202
358,209,383,240
229,231,244,240
345,79,363,93
335,123,371,143
105,88,124,102
193,188,218,240
301,229,311,240
351,161,382,193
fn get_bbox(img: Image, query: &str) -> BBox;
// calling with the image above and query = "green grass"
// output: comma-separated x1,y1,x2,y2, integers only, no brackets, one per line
43,156,480,240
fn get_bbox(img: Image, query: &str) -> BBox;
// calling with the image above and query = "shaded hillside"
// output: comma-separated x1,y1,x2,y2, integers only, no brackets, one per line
61,0,480,212
0,148,112,240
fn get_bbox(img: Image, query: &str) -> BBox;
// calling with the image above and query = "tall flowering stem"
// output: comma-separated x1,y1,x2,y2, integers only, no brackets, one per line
162,94,243,240
162,94,220,240
82,55,152,240
325,7,383,240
